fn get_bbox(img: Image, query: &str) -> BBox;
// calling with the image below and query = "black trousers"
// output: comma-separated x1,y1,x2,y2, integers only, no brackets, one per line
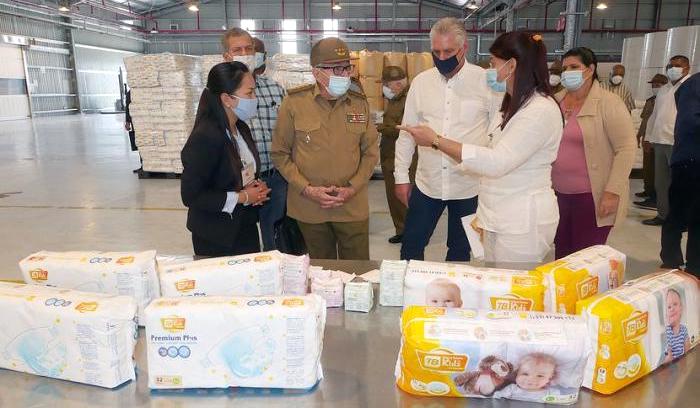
660,161,699,276
192,222,261,257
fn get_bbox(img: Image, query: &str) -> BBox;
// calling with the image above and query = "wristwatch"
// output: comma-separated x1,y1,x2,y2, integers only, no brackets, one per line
431,135,442,150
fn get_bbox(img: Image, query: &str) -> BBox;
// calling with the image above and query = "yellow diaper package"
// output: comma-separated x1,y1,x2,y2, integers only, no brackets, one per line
531,245,625,314
576,270,699,395
404,261,546,312
396,306,590,404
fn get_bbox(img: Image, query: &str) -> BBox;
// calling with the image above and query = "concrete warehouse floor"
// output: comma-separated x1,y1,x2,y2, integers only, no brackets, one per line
0,114,677,280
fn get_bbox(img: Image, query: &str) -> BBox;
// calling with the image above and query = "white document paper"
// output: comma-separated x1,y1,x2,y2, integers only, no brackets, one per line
461,214,484,259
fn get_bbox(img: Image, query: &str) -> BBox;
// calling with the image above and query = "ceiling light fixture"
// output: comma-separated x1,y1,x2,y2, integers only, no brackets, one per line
465,0,479,10
120,25,132,31
150,29,158,33
596,3,608,10
188,4,199,12
332,3,342,10
58,6,70,12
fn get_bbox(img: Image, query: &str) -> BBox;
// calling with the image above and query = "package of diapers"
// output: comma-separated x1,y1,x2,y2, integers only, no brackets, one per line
19,250,159,321
0,282,137,388
311,274,344,308
281,253,310,295
531,245,625,314
403,261,546,312
145,294,326,390
158,251,284,298
396,306,590,404
576,270,699,395
344,277,374,313
379,260,407,307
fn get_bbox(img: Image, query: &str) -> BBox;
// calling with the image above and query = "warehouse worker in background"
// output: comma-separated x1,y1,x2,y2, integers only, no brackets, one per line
252,37,268,76
394,17,499,261
377,66,416,244
642,55,691,226
661,72,700,276
271,37,379,260
600,64,636,112
549,59,564,94
123,84,143,176
634,73,669,210
222,28,288,251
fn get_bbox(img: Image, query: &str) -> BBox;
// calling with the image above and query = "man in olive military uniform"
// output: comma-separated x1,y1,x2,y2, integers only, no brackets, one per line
271,37,379,260
377,66,415,244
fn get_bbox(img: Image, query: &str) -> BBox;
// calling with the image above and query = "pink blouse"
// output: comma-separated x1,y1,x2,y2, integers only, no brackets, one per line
552,101,592,194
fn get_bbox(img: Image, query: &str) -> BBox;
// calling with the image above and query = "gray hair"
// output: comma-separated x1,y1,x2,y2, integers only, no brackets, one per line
221,27,253,51
430,17,467,47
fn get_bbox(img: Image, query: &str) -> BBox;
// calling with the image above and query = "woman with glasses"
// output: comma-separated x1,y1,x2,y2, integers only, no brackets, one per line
552,47,635,259
399,31,563,264
181,62,271,256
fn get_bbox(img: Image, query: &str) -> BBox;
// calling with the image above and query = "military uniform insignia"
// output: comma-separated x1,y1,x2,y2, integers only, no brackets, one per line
347,113,367,123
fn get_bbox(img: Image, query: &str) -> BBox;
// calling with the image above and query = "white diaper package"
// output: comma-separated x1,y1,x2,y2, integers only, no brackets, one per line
19,250,159,321
403,261,546,312
311,274,345,308
145,294,326,390
396,306,591,404
158,251,284,298
344,277,374,313
532,245,626,314
281,253,310,295
577,270,699,394
0,282,137,388
379,260,407,307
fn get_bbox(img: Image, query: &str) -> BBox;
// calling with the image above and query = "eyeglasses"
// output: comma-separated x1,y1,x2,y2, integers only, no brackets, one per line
319,65,354,75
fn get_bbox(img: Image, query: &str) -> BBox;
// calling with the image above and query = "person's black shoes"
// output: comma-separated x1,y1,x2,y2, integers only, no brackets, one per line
388,234,403,244
635,191,650,198
642,217,664,226
634,199,657,210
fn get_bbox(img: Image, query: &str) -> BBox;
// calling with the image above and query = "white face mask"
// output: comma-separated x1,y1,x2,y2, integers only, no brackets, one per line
667,66,684,82
231,55,256,72
382,85,395,100
651,88,660,96
611,75,623,85
549,74,561,86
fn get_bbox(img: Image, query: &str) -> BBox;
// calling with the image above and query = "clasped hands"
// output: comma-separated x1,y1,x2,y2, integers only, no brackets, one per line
303,185,356,209
241,180,271,206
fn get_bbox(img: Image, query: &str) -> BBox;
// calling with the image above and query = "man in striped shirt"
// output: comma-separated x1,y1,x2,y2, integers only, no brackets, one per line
600,64,636,112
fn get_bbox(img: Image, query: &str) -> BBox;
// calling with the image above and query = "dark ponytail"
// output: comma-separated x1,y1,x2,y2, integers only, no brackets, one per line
489,30,551,129
193,61,249,133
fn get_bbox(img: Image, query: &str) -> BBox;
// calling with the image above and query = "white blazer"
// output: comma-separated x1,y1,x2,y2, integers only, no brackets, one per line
459,93,564,235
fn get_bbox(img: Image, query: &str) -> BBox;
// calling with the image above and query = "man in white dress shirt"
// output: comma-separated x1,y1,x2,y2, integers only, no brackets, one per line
642,55,691,226
394,17,499,261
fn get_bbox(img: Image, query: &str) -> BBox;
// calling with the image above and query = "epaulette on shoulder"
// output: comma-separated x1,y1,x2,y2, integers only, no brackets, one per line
287,83,315,95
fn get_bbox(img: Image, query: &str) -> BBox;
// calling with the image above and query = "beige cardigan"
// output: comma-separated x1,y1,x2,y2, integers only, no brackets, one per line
555,82,637,227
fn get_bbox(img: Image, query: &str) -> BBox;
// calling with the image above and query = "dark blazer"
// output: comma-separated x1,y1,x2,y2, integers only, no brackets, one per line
181,118,261,246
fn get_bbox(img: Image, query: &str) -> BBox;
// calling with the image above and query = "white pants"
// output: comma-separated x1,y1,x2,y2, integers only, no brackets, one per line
483,222,558,266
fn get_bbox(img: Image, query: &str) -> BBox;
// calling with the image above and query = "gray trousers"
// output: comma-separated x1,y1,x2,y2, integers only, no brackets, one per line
653,143,674,220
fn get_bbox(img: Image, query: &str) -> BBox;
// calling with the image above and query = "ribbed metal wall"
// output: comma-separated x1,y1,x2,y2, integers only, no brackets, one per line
74,45,136,111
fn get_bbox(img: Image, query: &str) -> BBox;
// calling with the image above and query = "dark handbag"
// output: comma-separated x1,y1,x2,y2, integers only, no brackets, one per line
274,216,307,255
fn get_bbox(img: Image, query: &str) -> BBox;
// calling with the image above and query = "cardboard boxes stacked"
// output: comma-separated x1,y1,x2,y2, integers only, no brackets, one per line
406,52,434,83
358,50,385,113
124,53,202,174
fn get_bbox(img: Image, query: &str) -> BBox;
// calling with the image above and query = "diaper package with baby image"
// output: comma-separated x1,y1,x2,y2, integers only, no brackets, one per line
396,306,591,404
379,260,407,307
19,250,159,321
576,270,699,395
158,251,285,298
403,261,546,312
0,282,138,388
145,294,326,390
531,245,625,314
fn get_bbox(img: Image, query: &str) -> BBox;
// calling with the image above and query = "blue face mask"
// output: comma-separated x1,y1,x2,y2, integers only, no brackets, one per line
485,59,512,92
432,53,460,76
326,75,351,98
231,95,258,121
561,70,585,91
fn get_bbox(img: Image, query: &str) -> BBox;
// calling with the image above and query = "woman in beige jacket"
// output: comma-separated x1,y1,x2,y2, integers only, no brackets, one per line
552,47,636,258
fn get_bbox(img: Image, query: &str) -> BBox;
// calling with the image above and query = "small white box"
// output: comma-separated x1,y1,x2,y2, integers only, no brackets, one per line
344,277,374,313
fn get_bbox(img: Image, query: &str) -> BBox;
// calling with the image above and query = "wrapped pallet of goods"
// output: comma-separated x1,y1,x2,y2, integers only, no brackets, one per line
200,54,224,85
358,50,384,78
124,53,202,174
358,50,384,112
407,52,434,82
350,50,360,79
267,54,315,90
383,52,407,72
